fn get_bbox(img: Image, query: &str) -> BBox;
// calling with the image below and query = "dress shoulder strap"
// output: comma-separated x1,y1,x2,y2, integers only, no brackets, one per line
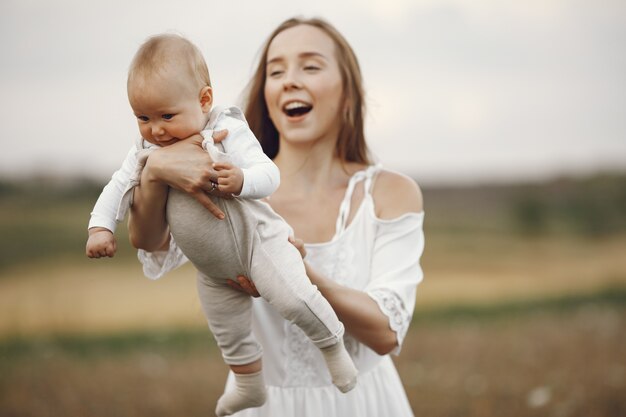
334,164,382,237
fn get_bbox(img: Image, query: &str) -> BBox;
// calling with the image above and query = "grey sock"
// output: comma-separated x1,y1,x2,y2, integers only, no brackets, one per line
215,370,267,416
320,339,358,393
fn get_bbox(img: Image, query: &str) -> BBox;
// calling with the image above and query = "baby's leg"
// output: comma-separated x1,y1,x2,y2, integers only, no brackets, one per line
196,272,266,416
249,237,358,392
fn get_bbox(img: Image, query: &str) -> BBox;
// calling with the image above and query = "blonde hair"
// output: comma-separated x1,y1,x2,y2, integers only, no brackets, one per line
128,33,211,93
243,17,371,164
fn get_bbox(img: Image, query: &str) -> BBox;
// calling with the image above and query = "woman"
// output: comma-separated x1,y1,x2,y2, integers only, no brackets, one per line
129,17,424,417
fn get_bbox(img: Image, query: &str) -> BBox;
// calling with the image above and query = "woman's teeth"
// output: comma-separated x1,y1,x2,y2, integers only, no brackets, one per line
284,101,312,117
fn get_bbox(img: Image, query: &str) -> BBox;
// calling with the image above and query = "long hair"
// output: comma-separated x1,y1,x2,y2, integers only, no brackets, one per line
243,17,371,164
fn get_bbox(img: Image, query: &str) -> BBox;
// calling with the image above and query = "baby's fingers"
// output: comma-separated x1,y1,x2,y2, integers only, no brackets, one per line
213,162,234,171
105,243,117,257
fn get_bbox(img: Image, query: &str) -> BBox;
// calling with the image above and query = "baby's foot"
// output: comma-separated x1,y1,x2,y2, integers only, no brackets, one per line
320,340,358,393
215,371,267,416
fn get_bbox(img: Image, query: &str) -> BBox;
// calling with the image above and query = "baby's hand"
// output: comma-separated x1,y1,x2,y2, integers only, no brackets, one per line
86,228,117,258
213,162,244,195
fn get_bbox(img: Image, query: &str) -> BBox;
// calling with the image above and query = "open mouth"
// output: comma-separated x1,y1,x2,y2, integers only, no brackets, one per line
283,101,312,117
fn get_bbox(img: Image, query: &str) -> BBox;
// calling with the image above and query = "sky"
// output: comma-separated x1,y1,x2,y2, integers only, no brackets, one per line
0,0,624,185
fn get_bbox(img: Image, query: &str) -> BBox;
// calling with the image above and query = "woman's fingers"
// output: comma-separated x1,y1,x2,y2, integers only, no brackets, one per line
212,129,229,143
226,276,260,297
237,276,260,297
192,191,225,219
226,279,244,292
206,183,234,199
288,236,307,258
149,135,218,191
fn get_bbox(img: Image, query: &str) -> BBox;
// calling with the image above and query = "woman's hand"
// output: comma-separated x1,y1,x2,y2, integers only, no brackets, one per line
288,236,307,258
226,236,306,298
227,276,260,297
144,130,231,219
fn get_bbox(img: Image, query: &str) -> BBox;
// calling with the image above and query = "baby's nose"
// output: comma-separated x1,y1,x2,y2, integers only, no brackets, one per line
151,123,164,136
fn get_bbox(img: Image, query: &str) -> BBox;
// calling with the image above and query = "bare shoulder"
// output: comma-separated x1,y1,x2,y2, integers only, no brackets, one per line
371,169,424,220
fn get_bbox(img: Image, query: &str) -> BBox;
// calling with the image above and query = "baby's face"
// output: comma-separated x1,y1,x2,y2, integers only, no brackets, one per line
128,73,210,146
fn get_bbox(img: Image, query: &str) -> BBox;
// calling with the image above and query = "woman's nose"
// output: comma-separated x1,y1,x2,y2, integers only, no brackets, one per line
282,70,302,90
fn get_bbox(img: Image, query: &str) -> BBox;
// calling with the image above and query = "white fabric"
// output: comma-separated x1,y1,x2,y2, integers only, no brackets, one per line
139,238,188,280
200,106,279,199
233,165,424,416
88,146,138,233
145,165,425,416
230,356,411,417
88,105,279,232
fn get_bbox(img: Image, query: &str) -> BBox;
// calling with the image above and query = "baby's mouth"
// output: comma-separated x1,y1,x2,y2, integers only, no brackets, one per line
283,101,312,117
158,137,178,146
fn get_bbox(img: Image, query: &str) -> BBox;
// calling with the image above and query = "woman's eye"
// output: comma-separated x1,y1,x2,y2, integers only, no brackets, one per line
268,69,284,77
304,66,320,71
162,114,174,120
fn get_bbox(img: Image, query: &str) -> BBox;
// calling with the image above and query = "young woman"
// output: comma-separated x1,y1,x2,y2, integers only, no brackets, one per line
129,17,425,417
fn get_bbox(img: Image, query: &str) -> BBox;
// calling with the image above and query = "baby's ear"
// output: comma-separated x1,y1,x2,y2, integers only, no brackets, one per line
200,86,213,112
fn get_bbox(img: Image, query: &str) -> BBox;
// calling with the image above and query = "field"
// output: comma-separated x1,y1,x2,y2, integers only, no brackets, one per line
0,175,625,416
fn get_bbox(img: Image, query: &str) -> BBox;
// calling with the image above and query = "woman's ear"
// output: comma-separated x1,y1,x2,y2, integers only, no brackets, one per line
200,86,213,112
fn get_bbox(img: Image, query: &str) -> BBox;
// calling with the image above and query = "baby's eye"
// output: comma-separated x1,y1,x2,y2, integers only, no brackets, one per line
137,115,149,122
162,114,175,120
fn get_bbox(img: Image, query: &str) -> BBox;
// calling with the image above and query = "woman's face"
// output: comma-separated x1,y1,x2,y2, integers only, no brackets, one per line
264,24,344,148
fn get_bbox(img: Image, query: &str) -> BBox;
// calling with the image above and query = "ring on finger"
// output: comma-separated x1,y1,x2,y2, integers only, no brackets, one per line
210,181,218,192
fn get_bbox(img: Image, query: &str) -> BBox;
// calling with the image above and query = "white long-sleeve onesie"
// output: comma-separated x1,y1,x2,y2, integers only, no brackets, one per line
88,106,279,233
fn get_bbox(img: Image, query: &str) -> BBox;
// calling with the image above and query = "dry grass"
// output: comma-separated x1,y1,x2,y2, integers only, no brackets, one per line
1,235,625,339
1,303,623,417
418,234,626,309
1,179,625,416
0,260,203,337
400,304,626,417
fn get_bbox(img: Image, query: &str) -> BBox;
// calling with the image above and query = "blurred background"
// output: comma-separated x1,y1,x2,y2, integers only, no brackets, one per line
1,1,625,416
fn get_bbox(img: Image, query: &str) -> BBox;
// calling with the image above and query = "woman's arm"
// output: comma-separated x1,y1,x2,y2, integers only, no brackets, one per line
307,266,399,355
310,172,424,355
128,132,229,251
230,171,424,355
233,255,406,356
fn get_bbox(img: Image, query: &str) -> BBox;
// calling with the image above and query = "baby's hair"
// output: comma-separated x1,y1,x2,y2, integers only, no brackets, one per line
128,33,211,92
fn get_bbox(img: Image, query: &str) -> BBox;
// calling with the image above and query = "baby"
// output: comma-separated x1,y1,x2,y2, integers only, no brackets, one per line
86,34,357,416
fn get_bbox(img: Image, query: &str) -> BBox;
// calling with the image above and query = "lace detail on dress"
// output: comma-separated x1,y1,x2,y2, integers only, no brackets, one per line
283,323,320,386
283,240,358,385
282,166,381,383
368,288,411,351
137,237,188,280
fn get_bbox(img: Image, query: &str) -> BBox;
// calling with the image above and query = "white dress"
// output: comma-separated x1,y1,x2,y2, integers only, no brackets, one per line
225,165,426,417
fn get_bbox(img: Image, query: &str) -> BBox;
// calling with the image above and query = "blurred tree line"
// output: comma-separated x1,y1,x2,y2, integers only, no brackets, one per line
420,172,626,238
0,177,134,271
512,174,626,236
1,171,625,271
